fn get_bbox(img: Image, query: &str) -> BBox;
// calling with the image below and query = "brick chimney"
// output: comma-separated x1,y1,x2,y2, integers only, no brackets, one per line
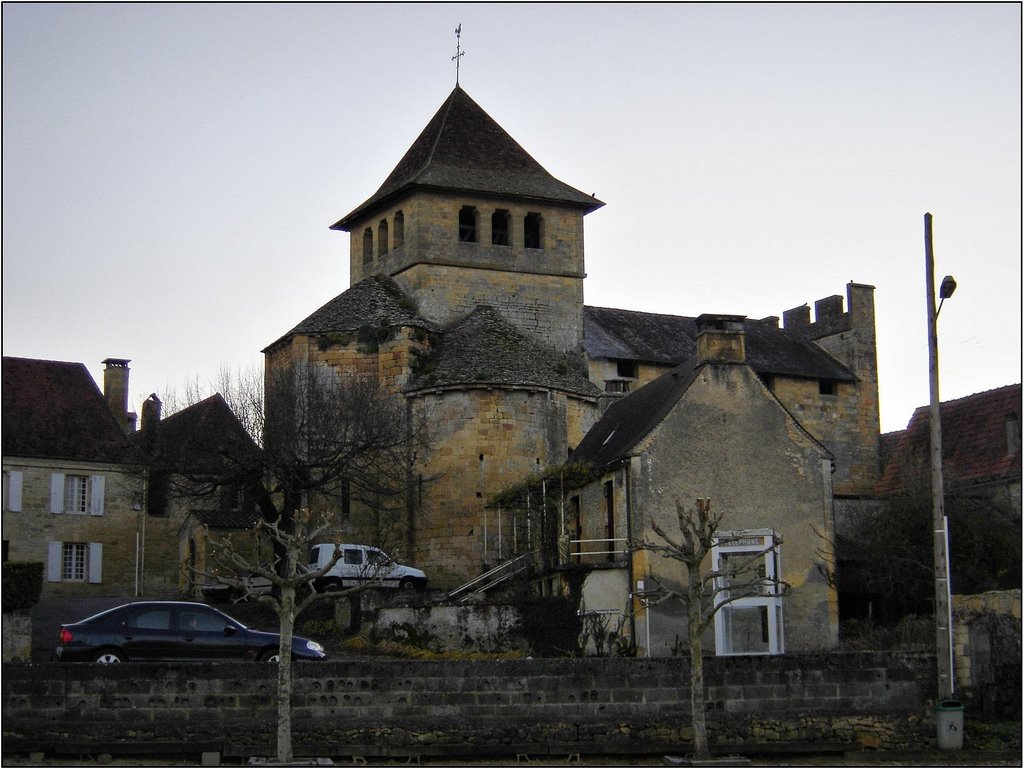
102,358,137,433
696,314,746,364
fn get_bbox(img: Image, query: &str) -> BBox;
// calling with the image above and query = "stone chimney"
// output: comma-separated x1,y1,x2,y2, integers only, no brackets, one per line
141,393,162,432
102,358,137,434
696,314,746,364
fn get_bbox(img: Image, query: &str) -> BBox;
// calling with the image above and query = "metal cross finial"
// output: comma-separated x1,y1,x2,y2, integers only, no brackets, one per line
452,24,465,86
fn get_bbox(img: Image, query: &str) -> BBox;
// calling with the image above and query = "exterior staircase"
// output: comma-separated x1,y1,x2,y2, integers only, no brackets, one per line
446,551,536,603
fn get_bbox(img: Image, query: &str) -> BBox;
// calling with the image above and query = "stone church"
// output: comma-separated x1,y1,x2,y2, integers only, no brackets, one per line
264,85,881,595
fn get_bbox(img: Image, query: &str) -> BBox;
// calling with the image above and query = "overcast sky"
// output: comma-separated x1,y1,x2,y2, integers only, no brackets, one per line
3,3,1020,433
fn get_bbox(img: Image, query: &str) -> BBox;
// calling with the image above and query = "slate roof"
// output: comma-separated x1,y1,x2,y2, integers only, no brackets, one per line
332,86,603,231
2,356,131,464
406,306,601,398
130,393,260,477
569,358,702,468
264,275,440,351
876,384,1022,494
584,306,856,382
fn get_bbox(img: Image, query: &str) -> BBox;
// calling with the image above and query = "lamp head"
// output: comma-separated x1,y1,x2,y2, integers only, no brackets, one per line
939,275,957,300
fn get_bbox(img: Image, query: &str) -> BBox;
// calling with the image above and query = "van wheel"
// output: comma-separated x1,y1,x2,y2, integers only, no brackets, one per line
322,579,343,593
399,578,417,590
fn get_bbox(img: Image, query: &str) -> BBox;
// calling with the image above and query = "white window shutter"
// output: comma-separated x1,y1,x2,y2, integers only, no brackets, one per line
88,543,103,583
50,473,65,514
47,541,62,582
8,471,22,512
89,476,105,516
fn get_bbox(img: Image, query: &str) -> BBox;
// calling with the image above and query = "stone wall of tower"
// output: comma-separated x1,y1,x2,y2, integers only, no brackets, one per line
347,190,586,355
780,282,881,497
408,387,598,588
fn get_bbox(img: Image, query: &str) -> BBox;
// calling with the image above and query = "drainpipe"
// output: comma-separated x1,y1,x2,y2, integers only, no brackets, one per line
624,458,637,650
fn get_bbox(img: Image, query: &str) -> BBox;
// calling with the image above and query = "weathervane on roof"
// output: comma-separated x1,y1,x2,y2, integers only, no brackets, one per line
452,24,465,86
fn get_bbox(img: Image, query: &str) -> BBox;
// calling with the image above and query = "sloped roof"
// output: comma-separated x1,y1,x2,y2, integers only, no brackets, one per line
264,275,439,351
584,306,856,381
406,305,601,398
130,393,259,476
332,86,603,230
876,384,1022,494
570,358,702,468
2,356,131,464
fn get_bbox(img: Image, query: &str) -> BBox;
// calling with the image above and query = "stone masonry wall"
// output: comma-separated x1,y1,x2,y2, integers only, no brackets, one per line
1,653,937,759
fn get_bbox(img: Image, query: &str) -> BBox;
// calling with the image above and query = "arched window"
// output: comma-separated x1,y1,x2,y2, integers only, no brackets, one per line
362,229,373,264
378,219,389,256
459,206,478,243
524,212,543,249
491,209,510,246
393,211,405,249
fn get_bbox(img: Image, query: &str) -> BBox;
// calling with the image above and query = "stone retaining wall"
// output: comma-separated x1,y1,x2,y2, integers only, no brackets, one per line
2,652,937,760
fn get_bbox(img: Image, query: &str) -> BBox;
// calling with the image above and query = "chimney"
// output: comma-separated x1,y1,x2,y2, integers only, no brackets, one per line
102,358,137,433
141,393,163,432
696,314,746,364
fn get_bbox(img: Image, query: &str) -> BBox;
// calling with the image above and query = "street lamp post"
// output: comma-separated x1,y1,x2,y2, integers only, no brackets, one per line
924,212,956,702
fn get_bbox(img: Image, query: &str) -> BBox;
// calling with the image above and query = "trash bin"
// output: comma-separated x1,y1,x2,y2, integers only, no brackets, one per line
935,700,964,750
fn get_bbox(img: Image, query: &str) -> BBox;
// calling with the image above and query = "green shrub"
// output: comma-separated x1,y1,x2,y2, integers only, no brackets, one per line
2,562,44,612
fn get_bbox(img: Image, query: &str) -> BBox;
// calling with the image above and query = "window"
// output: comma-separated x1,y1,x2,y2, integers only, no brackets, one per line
819,379,837,396
50,473,104,516
491,209,510,246
616,360,637,379
711,529,783,655
62,543,87,582
524,213,543,249
131,607,172,630
343,548,363,566
459,206,478,242
3,470,22,512
393,211,405,249
362,228,373,264
47,541,102,583
378,219,389,256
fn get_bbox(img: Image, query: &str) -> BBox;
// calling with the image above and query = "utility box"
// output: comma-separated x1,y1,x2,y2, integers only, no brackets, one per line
935,700,964,750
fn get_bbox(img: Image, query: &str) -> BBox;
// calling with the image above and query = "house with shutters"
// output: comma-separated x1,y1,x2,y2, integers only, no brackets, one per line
2,357,145,595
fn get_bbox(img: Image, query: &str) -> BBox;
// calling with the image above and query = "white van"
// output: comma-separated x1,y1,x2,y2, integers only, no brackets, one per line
307,543,427,591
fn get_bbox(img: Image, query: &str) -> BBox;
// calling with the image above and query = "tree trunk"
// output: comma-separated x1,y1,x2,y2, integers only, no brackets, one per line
688,567,710,759
276,585,296,763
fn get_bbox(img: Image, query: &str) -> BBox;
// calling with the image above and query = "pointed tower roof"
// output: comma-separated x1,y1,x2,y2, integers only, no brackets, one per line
332,86,603,231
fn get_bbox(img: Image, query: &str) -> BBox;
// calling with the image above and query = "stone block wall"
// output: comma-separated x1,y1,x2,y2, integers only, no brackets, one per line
952,589,1021,718
1,652,937,759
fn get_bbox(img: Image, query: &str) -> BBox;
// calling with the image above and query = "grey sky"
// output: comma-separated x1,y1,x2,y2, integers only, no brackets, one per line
2,3,1020,433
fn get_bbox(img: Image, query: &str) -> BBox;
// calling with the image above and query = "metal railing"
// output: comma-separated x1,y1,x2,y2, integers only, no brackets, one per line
568,538,629,562
446,551,536,603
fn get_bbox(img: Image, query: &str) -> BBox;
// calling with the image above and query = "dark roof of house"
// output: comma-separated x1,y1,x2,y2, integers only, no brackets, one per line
584,306,856,381
406,305,601,398
2,356,131,464
332,86,603,231
131,393,260,476
264,275,440,351
876,383,1022,494
570,358,704,468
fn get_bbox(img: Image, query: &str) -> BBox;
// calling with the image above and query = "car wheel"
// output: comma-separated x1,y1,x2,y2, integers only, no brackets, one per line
259,649,281,663
321,579,343,593
399,577,417,590
94,649,124,664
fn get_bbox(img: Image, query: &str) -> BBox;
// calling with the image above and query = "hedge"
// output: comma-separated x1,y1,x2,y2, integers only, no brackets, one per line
2,562,44,612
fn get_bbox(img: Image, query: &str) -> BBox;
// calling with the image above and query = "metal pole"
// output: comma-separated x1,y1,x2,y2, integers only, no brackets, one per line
924,212,954,702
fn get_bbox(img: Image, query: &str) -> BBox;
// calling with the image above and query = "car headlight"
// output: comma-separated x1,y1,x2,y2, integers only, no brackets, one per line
305,640,324,654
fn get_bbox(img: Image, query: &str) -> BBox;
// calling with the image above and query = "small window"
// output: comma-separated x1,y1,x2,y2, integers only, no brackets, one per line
616,360,637,379
819,379,837,396
64,475,88,515
459,206,478,242
760,374,776,392
393,211,405,249
362,228,373,264
524,213,543,249
491,209,510,246
344,548,363,566
62,542,88,582
378,219,389,256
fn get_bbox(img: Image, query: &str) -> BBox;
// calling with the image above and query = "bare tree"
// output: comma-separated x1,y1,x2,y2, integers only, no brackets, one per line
152,361,432,762
638,498,786,760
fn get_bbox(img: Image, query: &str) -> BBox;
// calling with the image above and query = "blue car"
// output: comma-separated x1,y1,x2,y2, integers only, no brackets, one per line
56,601,325,663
